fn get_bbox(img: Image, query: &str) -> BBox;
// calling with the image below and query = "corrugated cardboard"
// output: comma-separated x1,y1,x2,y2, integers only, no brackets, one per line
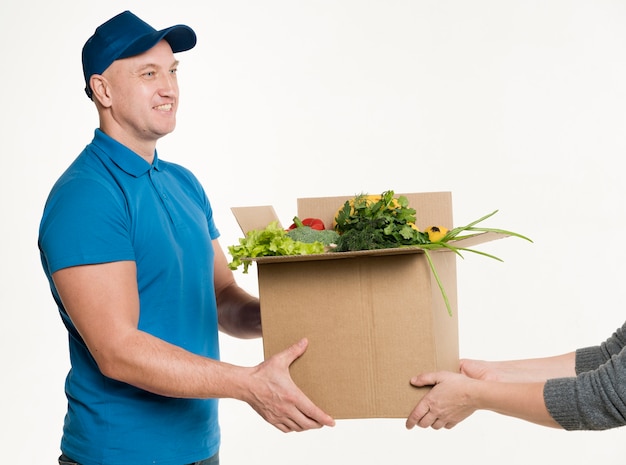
231,192,507,419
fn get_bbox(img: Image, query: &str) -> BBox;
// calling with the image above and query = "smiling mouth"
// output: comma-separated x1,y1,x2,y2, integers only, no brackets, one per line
154,103,173,111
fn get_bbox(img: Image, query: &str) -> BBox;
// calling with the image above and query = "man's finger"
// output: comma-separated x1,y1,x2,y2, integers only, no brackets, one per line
406,401,430,429
277,338,309,366
410,372,438,388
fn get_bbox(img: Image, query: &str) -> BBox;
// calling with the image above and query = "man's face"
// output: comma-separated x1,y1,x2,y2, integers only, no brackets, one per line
101,40,180,146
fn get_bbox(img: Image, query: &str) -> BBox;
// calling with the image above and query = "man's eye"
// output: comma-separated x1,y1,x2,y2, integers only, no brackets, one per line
144,71,155,77
169,68,178,75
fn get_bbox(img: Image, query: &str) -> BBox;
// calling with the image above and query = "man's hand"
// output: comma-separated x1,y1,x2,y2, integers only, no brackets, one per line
244,338,335,433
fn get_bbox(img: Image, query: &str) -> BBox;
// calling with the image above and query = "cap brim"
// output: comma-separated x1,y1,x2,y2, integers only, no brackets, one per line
118,24,197,59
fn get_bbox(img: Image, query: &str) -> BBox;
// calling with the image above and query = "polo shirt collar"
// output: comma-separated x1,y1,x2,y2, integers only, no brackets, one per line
91,129,161,177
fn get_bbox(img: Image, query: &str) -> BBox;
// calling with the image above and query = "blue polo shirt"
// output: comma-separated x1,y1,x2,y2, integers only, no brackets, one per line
38,129,221,465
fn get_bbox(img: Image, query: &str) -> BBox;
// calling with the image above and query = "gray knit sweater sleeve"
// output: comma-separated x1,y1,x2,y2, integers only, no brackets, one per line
543,321,626,430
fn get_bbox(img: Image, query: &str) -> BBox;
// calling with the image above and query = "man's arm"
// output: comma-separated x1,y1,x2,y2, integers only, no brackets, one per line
52,260,334,432
212,239,261,339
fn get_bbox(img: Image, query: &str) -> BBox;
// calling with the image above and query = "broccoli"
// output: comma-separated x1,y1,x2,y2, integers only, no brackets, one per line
286,226,340,246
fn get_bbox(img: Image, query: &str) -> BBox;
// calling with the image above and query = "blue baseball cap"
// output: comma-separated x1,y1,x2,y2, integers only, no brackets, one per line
82,11,197,99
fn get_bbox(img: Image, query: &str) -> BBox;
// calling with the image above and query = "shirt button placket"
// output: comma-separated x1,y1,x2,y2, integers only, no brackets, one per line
150,168,175,224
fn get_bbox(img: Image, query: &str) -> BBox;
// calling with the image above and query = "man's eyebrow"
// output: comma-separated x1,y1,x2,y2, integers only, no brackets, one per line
136,60,180,71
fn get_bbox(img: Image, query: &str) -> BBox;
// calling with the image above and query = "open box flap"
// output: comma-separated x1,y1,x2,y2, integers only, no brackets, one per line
231,206,281,234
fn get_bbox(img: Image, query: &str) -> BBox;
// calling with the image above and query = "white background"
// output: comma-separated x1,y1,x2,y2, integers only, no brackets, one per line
1,1,625,463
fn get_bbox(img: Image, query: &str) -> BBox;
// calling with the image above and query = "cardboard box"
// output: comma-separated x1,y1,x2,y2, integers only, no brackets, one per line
231,192,506,419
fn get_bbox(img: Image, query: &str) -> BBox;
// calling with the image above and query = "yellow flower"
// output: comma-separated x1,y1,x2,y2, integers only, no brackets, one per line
425,226,448,242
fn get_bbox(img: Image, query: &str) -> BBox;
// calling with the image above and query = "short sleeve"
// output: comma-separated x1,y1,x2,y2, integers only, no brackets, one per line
39,177,136,274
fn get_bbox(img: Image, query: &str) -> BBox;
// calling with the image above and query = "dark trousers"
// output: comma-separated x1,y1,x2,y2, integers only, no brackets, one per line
58,452,219,465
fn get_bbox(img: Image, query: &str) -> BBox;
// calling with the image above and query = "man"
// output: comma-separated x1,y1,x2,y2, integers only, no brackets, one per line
38,11,334,465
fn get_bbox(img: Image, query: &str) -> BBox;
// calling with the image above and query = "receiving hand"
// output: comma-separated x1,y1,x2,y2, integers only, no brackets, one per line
460,359,500,381
405,371,478,430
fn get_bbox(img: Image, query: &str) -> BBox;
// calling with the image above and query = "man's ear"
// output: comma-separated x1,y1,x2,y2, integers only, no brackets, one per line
90,74,112,107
